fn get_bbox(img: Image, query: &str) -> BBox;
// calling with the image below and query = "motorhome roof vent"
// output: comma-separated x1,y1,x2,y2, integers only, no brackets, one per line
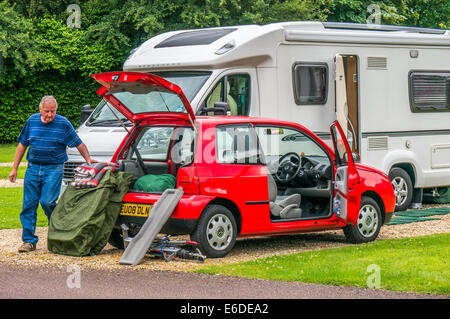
367,57,387,70
367,136,388,150
154,28,237,48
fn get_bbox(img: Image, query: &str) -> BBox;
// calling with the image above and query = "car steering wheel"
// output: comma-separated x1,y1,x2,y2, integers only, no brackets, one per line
274,152,302,183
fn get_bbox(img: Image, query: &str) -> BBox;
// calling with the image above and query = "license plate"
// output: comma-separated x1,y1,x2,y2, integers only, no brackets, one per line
120,203,152,217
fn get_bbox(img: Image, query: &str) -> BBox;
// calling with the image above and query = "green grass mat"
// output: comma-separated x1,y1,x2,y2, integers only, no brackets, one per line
388,206,450,226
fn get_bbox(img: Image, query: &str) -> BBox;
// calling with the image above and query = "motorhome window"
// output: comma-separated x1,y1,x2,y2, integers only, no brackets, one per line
409,71,450,112
112,86,187,114
206,74,251,115
292,63,328,105
153,71,211,102
155,28,237,48
87,99,130,126
216,124,263,165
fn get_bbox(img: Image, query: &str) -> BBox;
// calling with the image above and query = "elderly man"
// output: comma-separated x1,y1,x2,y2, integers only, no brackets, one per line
9,95,95,252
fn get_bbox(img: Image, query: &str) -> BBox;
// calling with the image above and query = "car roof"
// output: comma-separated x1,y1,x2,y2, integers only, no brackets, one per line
196,115,305,128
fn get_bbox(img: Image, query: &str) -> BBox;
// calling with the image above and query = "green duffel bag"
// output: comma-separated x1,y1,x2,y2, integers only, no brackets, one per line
133,174,176,192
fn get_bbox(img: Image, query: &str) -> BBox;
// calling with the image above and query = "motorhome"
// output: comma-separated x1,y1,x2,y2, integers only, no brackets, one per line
64,21,450,211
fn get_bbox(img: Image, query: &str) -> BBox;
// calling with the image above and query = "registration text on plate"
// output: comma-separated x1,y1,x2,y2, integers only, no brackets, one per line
120,203,152,217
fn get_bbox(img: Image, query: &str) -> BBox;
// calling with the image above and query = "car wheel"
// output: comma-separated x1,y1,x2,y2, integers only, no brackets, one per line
191,205,237,258
343,196,382,243
389,167,413,211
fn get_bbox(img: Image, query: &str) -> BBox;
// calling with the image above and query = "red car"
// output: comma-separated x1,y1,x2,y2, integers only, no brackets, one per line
91,71,395,258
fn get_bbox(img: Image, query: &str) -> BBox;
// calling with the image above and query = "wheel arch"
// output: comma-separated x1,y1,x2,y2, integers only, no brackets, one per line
389,163,417,187
204,197,242,235
361,190,386,224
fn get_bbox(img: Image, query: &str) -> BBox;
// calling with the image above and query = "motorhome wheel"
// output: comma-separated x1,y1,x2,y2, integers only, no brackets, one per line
389,167,413,211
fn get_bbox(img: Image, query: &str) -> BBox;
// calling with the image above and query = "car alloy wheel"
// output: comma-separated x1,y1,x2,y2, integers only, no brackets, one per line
388,167,413,211
392,176,408,207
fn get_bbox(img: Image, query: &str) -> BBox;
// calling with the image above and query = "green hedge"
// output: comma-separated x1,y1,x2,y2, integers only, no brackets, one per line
1,0,447,143
0,71,102,143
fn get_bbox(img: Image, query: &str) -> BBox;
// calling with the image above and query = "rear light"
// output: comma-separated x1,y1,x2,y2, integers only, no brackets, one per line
176,166,200,195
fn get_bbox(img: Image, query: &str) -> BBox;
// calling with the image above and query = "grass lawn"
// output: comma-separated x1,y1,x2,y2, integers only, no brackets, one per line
0,166,26,179
196,234,450,295
0,187,47,229
0,143,27,163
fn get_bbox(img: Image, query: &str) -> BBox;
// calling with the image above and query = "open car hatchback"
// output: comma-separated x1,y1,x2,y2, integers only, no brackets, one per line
91,71,396,258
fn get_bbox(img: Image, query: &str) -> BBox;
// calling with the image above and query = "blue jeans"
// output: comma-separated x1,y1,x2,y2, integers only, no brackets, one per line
20,163,63,245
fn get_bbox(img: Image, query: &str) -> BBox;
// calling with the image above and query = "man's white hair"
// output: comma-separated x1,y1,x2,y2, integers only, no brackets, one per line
39,95,58,109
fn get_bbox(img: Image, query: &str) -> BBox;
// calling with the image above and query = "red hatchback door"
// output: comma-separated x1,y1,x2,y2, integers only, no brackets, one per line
90,71,196,125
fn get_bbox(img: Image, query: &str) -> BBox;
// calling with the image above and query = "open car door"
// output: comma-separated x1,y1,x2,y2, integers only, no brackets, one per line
330,121,360,223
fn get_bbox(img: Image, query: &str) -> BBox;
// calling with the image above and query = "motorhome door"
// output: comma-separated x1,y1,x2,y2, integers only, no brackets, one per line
335,54,359,154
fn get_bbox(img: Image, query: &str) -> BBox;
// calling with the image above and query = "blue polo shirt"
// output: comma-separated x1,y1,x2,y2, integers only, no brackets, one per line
18,113,82,165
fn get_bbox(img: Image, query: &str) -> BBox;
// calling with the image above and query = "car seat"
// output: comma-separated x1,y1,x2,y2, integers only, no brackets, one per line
268,174,302,219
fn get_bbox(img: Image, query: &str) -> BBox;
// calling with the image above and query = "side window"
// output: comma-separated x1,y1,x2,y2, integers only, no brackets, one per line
255,126,329,173
216,125,262,164
134,127,174,161
331,124,348,166
170,127,195,165
409,71,450,112
292,62,328,105
206,74,251,115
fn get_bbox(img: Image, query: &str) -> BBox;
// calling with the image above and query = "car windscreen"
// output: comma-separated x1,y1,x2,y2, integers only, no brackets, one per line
153,71,210,102
87,99,131,126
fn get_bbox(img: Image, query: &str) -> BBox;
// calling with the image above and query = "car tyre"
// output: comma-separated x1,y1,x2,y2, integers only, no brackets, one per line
343,196,382,244
191,205,237,258
389,167,413,212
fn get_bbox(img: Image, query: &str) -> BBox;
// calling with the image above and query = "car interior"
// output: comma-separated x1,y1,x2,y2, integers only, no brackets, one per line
255,127,334,222
118,125,195,191
118,123,335,222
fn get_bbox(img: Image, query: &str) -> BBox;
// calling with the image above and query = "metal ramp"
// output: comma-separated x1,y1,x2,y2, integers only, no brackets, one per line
119,187,184,266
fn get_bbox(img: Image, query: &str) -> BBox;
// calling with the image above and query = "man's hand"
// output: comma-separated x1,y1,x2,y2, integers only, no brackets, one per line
10,143,27,183
76,142,97,165
9,168,17,183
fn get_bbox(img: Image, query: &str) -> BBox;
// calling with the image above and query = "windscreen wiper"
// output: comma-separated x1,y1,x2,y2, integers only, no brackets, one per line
89,119,131,126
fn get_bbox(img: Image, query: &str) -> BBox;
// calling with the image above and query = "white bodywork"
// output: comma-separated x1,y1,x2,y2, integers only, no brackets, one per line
66,21,450,192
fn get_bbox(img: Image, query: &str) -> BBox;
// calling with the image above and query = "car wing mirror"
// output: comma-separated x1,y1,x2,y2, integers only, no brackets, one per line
197,102,231,116
352,152,361,163
80,104,93,124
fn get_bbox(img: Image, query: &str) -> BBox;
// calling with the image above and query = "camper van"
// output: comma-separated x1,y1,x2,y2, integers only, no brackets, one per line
64,21,450,211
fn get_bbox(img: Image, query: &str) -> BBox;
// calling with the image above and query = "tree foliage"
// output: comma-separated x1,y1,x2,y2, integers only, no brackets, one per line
0,0,448,142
